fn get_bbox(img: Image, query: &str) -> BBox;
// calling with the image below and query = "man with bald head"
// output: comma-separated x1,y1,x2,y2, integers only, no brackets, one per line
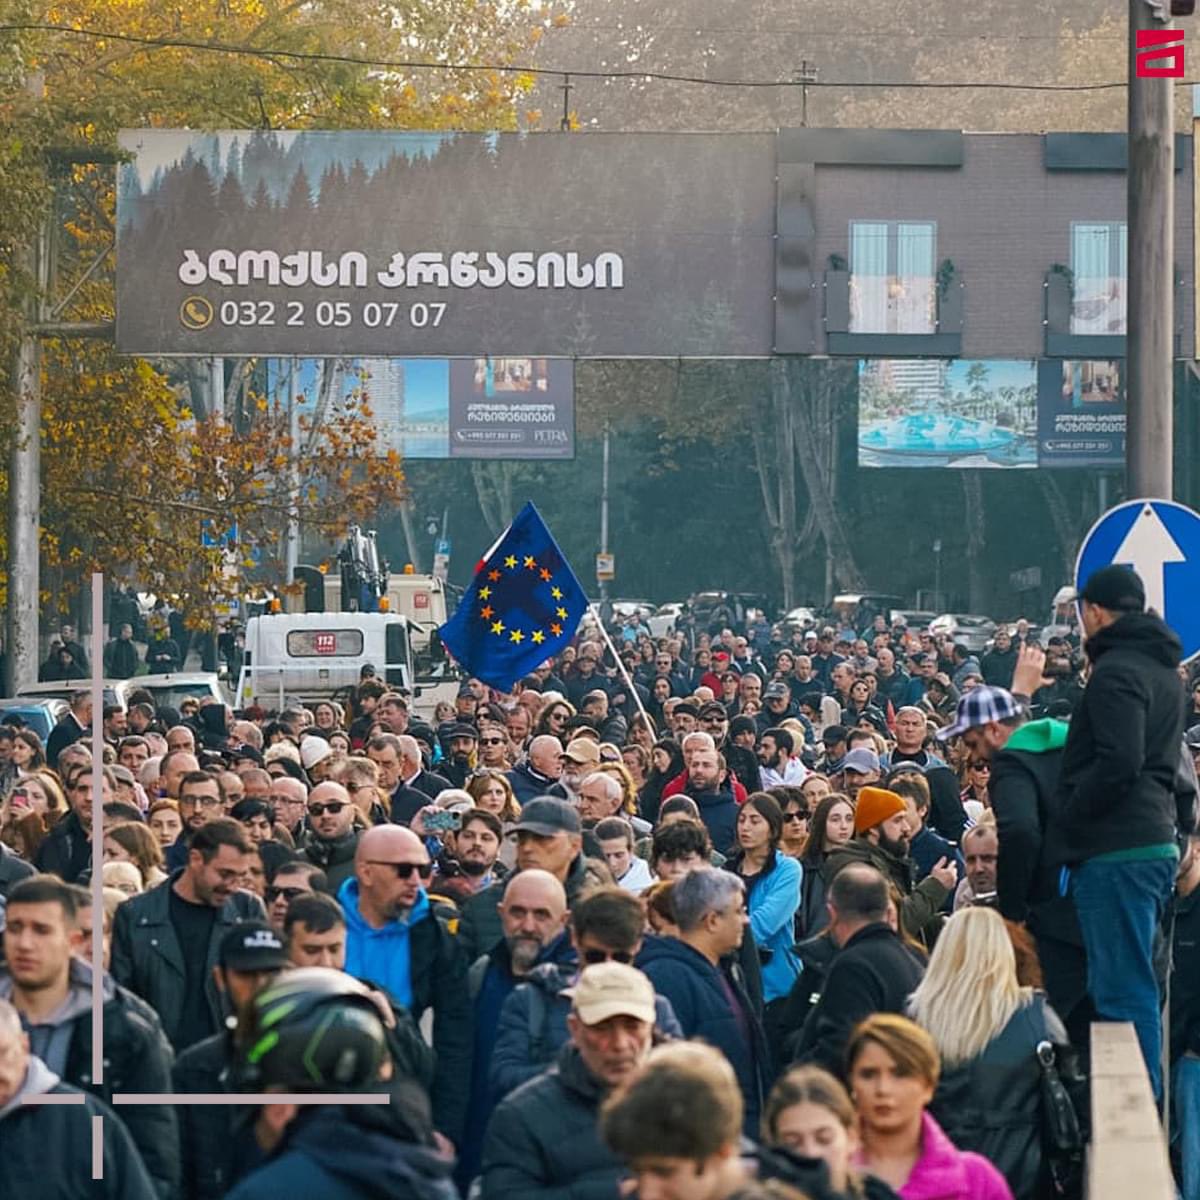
340,825,472,1146
459,868,571,1187
300,779,360,889
267,774,307,842
159,749,200,800
507,733,564,804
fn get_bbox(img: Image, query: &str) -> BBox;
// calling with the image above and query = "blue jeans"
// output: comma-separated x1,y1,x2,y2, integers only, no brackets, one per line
1070,856,1175,1099
1175,1056,1200,1200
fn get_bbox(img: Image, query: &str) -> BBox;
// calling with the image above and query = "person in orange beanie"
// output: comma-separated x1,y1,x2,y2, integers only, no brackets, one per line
822,786,957,945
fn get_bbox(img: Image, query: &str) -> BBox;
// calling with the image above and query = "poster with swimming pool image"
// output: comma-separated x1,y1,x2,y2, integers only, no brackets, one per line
857,359,1038,468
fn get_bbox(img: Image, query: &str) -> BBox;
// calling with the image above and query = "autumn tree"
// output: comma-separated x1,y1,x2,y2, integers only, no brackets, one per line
0,0,572,625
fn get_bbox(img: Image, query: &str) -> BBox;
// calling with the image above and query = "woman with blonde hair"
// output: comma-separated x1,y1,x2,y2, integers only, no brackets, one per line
467,768,521,867
847,1013,1013,1200
906,907,1068,1200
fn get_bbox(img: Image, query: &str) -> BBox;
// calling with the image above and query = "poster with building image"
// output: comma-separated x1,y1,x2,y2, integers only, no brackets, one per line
1035,360,1126,467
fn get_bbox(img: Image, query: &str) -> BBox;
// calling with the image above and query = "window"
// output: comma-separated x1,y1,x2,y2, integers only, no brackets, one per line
286,629,364,657
1070,222,1126,336
849,221,936,334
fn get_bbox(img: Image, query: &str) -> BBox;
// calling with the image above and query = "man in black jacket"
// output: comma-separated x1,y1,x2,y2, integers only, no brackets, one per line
1059,564,1189,1098
939,667,1092,1047
480,962,656,1200
35,760,110,883
793,863,925,1079
0,997,156,1200
111,819,265,1050
1,876,178,1196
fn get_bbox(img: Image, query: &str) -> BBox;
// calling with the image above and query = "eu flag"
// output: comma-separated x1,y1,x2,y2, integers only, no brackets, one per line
438,502,587,691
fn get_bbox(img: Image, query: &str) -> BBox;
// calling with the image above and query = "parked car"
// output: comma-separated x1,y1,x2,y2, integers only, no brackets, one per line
611,599,655,624
647,602,685,639
928,614,997,654
0,698,70,742
781,606,819,632
890,609,939,632
17,672,230,712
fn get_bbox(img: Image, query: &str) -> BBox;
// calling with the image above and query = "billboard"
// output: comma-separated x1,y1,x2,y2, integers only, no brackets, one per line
857,359,1038,468
1035,360,1126,468
115,130,775,357
270,357,574,460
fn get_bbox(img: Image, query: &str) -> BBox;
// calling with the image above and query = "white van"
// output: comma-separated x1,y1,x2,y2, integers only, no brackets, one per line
236,613,414,710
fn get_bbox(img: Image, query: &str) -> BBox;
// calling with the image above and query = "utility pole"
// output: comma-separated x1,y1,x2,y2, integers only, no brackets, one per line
1126,0,1176,499
599,425,611,604
5,213,48,695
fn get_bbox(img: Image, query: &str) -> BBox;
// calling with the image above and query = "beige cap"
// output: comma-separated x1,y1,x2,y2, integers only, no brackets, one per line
562,738,601,765
565,963,656,1027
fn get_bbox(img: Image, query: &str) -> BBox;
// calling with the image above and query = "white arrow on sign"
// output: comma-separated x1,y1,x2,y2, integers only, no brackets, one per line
1112,503,1186,619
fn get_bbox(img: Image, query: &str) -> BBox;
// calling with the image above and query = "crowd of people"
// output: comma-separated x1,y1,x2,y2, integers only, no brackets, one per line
0,561,1197,1200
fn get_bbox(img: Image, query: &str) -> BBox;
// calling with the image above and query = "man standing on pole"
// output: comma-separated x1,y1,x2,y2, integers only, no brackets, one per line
1060,564,1189,1098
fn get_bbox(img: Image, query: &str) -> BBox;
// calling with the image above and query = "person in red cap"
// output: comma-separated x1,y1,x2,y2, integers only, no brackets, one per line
823,786,956,945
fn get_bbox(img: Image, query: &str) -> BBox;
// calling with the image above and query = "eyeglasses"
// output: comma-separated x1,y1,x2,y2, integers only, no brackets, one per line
366,860,434,880
970,762,991,772
308,801,350,816
581,947,635,965
344,782,372,794
265,885,308,903
479,737,505,746
784,810,809,823
271,794,305,807
181,794,223,809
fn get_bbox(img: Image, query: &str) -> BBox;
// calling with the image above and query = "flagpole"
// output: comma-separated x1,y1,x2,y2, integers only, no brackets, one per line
588,604,656,738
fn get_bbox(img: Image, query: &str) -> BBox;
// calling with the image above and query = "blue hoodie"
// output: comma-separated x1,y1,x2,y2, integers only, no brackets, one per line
338,877,430,1010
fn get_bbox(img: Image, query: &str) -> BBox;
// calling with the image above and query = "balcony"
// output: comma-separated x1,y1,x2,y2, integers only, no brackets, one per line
1044,266,1184,358
823,260,963,357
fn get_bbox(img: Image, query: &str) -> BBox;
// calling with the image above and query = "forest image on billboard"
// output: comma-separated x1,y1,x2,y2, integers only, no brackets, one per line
857,359,1038,468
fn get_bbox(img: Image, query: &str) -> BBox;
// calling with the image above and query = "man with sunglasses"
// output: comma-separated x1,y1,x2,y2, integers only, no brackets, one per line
339,824,472,1148
476,723,512,770
264,861,328,932
299,781,360,890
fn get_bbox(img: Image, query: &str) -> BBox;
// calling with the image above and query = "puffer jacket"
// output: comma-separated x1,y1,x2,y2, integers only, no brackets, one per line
302,830,359,891
929,994,1069,1200
481,1042,624,1200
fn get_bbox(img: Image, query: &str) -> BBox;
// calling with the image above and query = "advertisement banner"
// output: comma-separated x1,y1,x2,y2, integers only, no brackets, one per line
270,357,574,460
857,359,1038,468
1035,360,1126,468
116,130,775,357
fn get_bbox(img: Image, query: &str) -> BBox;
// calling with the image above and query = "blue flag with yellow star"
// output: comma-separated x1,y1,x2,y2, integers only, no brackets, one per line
438,502,587,691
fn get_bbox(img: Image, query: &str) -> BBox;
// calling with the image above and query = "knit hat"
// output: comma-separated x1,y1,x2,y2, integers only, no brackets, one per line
300,736,333,771
1080,563,1146,613
853,786,907,835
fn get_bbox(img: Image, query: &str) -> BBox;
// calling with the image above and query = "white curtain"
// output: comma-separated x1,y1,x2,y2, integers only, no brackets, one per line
850,221,889,332
1072,222,1126,335
896,222,935,334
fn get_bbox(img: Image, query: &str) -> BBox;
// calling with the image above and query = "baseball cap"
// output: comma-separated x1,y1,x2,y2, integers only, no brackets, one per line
937,685,1023,742
512,797,582,836
1080,564,1145,613
562,739,601,765
456,683,476,699
698,701,728,719
300,736,333,771
564,962,657,1026
219,922,289,971
841,747,881,775
764,682,790,700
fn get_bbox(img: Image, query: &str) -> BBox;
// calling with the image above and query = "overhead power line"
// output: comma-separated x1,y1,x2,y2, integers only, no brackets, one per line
0,22,1193,92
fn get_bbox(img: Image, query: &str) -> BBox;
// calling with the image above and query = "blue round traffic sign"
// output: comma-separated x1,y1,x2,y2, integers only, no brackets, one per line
1076,498,1200,663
